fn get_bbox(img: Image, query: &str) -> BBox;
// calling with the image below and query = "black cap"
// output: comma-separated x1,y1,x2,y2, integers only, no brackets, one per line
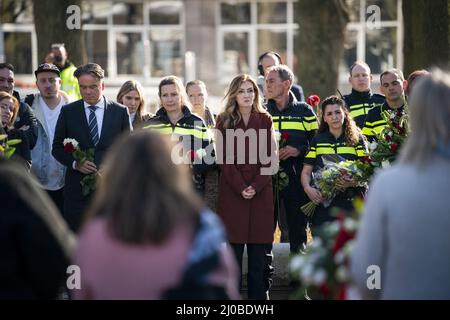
34,63,60,77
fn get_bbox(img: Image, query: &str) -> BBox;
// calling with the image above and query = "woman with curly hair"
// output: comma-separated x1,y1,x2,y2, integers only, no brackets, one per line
301,95,368,226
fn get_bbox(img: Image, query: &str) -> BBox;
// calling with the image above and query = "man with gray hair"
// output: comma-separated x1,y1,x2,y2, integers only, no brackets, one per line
52,63,132,232
265,64,318,255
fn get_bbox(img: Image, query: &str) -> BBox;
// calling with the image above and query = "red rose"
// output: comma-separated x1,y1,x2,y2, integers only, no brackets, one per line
335,285,347,300
281,132,290,141
307,94,321,107
361,156,372,164
188,150,196,162
396,110,402,117
385,134,392,142
332,227,354,256
319,283,330,298
336,212,346,221
390,143,399,153
64,143,75,153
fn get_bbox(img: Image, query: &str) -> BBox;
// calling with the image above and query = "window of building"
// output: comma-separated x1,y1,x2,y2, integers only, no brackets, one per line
149,1,182,25
217,0,297,84
82,0,184,81
340,0,402,78
0,0,184,81
0,0,35,74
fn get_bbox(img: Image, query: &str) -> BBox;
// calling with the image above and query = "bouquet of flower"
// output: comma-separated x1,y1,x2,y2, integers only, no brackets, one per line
290,201,363,300
63,138,97,196
368,103,409,169
0,134,22,159
301,156,369,217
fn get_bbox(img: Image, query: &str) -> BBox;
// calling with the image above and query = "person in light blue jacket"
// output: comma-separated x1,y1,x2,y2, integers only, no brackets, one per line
30,63,73,213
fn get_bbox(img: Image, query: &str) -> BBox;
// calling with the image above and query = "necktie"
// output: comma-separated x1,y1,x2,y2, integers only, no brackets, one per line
88,105,99,146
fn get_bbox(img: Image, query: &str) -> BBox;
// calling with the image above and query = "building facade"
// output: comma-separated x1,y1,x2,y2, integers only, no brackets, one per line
0,0,402,110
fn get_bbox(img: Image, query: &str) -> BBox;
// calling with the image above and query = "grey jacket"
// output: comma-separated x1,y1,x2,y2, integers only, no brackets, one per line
30,92,71,188
350,156,450,299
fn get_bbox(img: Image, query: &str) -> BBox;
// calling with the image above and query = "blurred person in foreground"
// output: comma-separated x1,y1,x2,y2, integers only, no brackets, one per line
0,159,75,299
73,130,239,299
351,69,450,299
406,69,431,97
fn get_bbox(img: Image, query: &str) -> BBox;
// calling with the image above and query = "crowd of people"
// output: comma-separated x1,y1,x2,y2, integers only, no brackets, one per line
1,44,449,300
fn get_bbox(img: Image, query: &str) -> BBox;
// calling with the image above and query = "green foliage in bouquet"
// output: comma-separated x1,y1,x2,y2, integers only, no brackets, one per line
0,134,22,159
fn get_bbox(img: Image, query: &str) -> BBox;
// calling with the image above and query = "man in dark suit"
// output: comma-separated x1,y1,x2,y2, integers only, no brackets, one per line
52,63,131,232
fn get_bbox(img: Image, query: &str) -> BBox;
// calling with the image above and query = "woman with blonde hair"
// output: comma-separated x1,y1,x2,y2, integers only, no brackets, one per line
186,80,216,128
117,80,152,128
301,95,368,226
73,130,239,299
186,80,218,211
216,74,276,300
351,69,450,299
145,76,213,195
0,91,30,167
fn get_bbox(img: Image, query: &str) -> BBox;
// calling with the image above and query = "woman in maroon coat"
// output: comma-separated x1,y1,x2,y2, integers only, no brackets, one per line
216,74,276,300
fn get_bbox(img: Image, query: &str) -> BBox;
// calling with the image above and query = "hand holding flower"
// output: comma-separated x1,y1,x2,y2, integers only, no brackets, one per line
75,160,97,174
279,145,300,160
304,185,323,205
335,176,355,191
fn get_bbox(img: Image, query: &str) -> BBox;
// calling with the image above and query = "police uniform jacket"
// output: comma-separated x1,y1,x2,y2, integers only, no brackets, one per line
362,102,405,142
343,89,385,128
144,106,213,193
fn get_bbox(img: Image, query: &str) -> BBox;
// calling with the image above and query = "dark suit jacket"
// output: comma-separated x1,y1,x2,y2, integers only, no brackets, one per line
52,97,131,229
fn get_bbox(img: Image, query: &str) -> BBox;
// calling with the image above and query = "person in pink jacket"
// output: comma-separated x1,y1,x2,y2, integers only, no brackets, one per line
73,130,239,300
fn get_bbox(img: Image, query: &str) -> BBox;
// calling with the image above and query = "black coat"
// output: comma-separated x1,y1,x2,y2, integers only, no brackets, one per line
13,91,38,149
52,98,131,230
0,160,71,299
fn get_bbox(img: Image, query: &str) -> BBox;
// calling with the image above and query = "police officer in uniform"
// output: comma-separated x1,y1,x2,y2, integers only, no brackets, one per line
144,76,213,195
302,96,368,227
362,68,407,142
343,61,385,128
265,65,318,254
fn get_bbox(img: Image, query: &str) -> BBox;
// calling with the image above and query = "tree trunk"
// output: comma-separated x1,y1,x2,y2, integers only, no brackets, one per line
403,0,449,76
32,0,87,66
294,0,349,100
